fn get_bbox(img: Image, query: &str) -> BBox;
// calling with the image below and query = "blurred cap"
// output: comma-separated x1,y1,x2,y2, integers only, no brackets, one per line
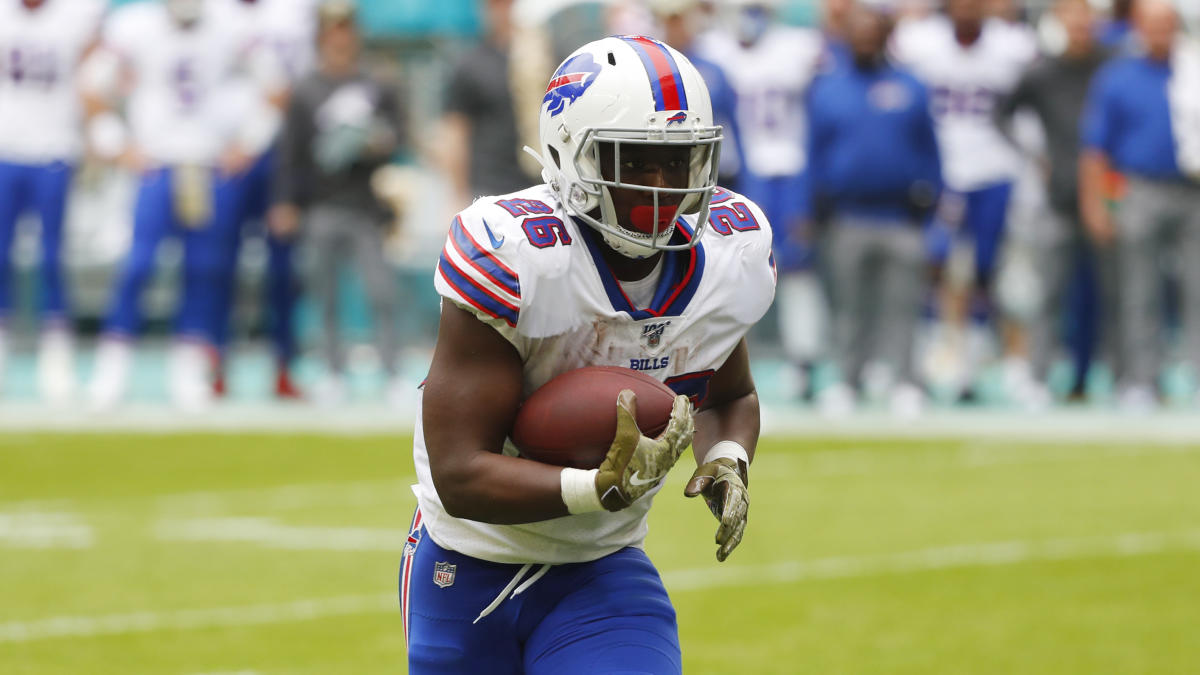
317,0,357,26
648,0,701,16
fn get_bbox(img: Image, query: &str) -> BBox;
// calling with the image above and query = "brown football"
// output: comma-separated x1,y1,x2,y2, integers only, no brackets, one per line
510,366,678,469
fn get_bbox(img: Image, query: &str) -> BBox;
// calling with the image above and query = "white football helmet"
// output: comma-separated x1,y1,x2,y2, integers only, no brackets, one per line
530,35,721,258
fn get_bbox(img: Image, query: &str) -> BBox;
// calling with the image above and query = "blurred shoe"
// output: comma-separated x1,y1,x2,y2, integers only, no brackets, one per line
274,367,303,400
37,329,78,405
211,372,227,398
817,382,856,419
168,341,213,412
1002,358,1051,412
1117,385,1157,414
312,374,348,407
888,382,925,420
88,338,133,411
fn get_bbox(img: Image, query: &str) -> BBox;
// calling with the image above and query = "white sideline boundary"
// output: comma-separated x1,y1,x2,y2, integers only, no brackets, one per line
3,402,1200,442
3,529,1199,643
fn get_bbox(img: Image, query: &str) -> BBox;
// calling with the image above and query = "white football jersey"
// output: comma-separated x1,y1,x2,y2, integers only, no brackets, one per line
891,15,1037,191
0,0,106,163
413,184,777,564
214,0,317,91
697,26,824,177
101,3,241,166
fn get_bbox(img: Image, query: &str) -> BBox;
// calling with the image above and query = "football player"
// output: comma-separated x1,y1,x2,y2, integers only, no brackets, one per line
696,0,827,403
0,0,106,403
82,0,249,410
891,0,1036,398
206,0,319,400
403,36,774,673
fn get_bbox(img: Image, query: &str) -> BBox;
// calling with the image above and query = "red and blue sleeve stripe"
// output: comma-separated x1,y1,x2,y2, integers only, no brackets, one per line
449,217,521,297
438,253,520,327
620,36,689,112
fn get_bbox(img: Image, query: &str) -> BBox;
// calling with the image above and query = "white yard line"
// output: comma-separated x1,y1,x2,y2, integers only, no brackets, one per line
155,517,409,551
0,512,93,549
3,529,1198,643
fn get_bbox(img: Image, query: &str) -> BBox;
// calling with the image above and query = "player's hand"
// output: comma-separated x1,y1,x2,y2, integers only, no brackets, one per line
268,203,302,240
685,457,749,562
219,145,254,177
595,390,693,512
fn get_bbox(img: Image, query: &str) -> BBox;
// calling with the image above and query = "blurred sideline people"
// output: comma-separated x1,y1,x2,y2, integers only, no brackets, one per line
891,0,1036,401
698,0,826,402
996,0,1110,402
83,0,249,411
1079,0,1200,411
0,0,106,403
648,0,744,185
209,0,319,400
820,0,856,69
1097,0,1134,49
270,0,406,407
437,0,530,212
807,0,941,418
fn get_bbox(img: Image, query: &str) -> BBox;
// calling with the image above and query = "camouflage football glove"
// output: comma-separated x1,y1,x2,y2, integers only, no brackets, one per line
596,390,694,512
685,457,749,562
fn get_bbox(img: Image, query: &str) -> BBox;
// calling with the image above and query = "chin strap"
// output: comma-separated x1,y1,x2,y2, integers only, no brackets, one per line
521,145,556,188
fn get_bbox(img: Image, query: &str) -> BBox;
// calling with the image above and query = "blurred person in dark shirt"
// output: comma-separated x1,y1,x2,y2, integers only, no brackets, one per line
270,0,406,406
1079,0,1199,411
807,0,942,417
437,0,530,210
996,0,1110,402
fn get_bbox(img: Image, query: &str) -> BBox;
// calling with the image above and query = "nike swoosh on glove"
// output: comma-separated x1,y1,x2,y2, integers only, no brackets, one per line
595,389,694,512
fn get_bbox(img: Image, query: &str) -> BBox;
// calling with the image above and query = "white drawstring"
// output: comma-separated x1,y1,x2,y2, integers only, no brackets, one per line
472,562,553,624
512,563,552,598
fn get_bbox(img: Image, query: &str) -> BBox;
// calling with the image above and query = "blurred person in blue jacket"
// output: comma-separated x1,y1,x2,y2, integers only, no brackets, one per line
0,0,106,403
1079,0,1200,411
807,0,941,418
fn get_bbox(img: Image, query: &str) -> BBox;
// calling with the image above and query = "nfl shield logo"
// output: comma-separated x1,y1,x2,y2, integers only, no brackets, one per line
433,561,457,588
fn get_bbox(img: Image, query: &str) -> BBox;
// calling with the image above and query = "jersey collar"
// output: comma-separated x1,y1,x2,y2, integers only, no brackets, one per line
577,218,706,319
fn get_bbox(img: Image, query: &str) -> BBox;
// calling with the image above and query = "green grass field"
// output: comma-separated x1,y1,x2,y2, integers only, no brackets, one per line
2,432,1198,674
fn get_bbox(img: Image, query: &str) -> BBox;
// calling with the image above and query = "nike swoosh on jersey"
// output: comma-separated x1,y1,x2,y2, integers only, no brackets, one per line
629,470,665,487
482,219,505,248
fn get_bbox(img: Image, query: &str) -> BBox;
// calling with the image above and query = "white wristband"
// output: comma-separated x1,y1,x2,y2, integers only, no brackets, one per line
701,441,750,466
560,468,603,514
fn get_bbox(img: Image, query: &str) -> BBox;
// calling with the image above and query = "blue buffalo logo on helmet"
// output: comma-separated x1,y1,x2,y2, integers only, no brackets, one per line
543,52,603,117
666,111,687,126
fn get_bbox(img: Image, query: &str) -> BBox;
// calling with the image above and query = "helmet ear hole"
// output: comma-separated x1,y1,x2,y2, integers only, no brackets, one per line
548,146,561,169
607,52,617,66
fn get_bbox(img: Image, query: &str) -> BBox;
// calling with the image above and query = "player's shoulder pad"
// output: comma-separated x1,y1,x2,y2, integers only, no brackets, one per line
703,188,776,276
435,185,565,329
700,188,777,323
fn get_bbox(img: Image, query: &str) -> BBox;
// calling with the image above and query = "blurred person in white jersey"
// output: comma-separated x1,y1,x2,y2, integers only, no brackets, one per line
207,0,320,400
402,35,774,672
82,0,252,411
0,0,106,403
697,0,826,403
891,0,1036,402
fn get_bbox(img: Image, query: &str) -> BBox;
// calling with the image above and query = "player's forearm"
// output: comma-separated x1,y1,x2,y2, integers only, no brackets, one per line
428,451,570,524
691,390,759,466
